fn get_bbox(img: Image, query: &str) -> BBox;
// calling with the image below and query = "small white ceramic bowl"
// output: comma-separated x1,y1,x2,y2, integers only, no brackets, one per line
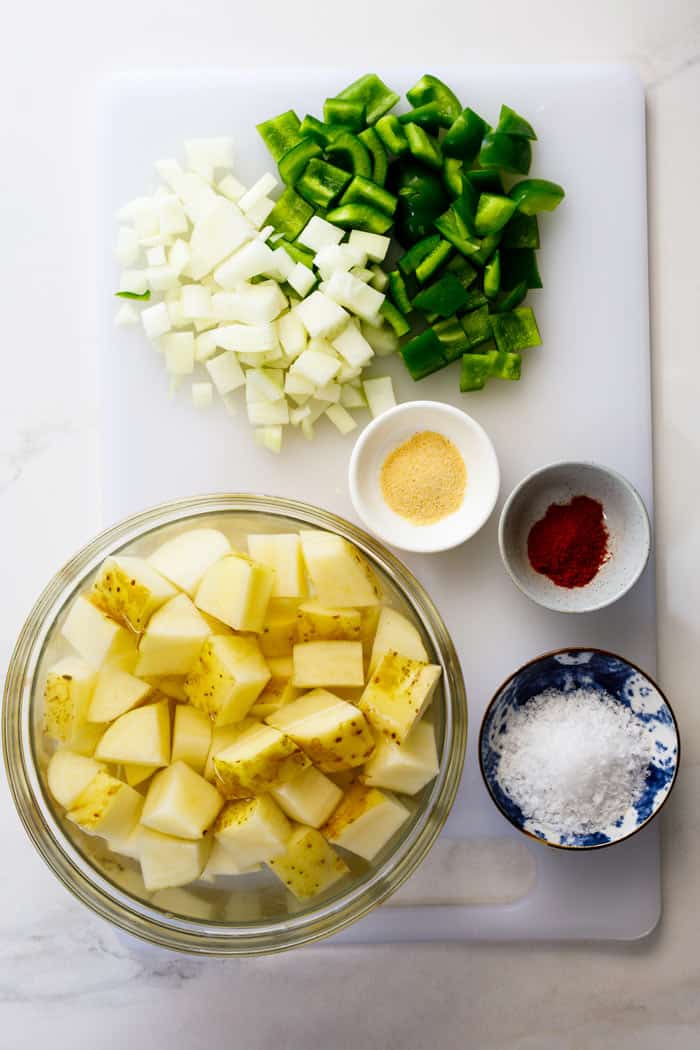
498,461,651,613
348,401,500,554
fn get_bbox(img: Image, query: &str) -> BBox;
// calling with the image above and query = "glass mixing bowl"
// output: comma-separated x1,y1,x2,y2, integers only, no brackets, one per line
3,495,467,955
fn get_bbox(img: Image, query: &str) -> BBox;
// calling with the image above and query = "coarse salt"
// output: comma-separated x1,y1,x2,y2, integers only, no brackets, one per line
495,688,653,835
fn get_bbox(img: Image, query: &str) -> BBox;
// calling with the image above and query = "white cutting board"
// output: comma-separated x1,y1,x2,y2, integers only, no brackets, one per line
98,66,657,941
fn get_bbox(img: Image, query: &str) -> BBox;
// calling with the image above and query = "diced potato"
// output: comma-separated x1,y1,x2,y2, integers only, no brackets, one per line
292,641,364,688
88,667,152,723
201,840,261,881
247,534,307,598
184,635,270,726
267,656,294,680
300,531,380,607
215,794,292,868
203,719,259,782
151,887,216,920
368,607,428,677
95,700,171,767
249,676,299,719
141,761,224,839
361,720,439,795
171,705,212,773
139,827,211,891
135,594,212,677
213,723,308,799
359,607,380,659
47,750,104,808
259,599,298,658
61,596,134,670
266,689,375,772
195,553,274,632
91,556,177,632
143,675,188,701
268,825,349,900
359,651,441,745
296,603,361,643
271,764,342,828
326,769,357,791
43,657,96,744
124,763,158,787
322,783,409,860
64,723,105,757
147,528,231,596
67,770,143,841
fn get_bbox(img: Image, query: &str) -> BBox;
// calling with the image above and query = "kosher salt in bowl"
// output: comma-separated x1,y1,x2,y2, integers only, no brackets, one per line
498,461,651,613
479,649,679,849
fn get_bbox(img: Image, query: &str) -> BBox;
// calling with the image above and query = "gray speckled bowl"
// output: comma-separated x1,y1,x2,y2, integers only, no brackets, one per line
498,461,651,613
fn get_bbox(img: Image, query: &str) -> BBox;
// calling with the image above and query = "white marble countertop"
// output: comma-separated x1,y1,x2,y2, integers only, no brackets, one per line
2,2,699,1046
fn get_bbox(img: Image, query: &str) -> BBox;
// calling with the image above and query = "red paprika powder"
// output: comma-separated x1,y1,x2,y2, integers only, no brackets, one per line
527,495,609,589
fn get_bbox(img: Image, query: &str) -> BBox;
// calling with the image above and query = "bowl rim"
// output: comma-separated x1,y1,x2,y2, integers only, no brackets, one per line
497,459,652,613
478,645,680,851
2,492,468,955
348,400,501,554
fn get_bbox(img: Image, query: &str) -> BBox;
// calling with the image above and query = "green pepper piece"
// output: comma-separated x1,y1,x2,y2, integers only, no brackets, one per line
501,212,540,249
443,157,464,199
337,73,400,125
380,300,411,337
399,102,452,133
325,203,393,234
401,328,447,380
474,194,518,236
479,132,532,175
267,187,314,240
257,110,303,162
496,104,537,140
398,234,441,275
415,239,452,284
461,288,488,311
467,337,498,355
483,251,501,299
404,124,443,170
299,114,328,143
443,108,489,162
490,280,528,313
413,273,471,318
445,254,477,290
325,133,372,178
340,175,397,217
461,305,492,350
323,97,366,130
433,316,470,362
470,232,502,266
388,271,413,315
115,289,150,300
278,239,315,269
500,248,542,290
489,349,522,380
296,158,352,208
375,114,409,156
435,205,481,258
464,169,504,195
490,306,541,352
358,127,388,187
460,352,494,392
406,74,462,126
278,138,323,185
393,164,448,247
509,178,565,215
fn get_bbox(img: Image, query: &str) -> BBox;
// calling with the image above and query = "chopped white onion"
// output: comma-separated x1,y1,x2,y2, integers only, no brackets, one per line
206,351,246,394
158,196,189,236
363,376,396,418
254,425,283,453
277,312,307,360
191,381,214,408
214,239,276,288
339,383,367,409
185,137,235,176
114,303,139,326
161,332,195,375
189,200,254,279
217,174,246,202
119,269,148,295
325,271,385,323
314,244,366,281
293,291,349,339
247,399,290,426
361,320,399,356
290,350,341,387
195,330,220,363
287,262,316,298
332,324,374,368
238,173,278,213
215,323,278,353
146,244,167,267
245,197,276,229
141,302,172,340
297,216,344,252
169,239,191,277
315,381,341,403
369,264,390,291
348,230,390,262
325,403,357,434
181,285,212,319
245,368,285,403
147,265,180,292
116,227,140,266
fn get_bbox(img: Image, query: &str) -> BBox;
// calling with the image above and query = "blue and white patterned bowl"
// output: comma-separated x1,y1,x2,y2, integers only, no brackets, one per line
479,649,679,849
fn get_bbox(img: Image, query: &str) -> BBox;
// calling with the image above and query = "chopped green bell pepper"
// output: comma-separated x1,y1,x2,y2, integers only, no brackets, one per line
257,110,303,161
445,254,477,290
404,124,443,170
433,316,470,362
435,205,480,257
490,279,528,313
388,271,413,315
406,74,462,126
399,102,453,132
461,288,488,311
278,239,315,269
479,132,532,175
413,273,471,318
464,169,505,195
398,234,441,275
443,157,464,198
501,212,540,249
323,97,365,130
470,232,502,266
325,132,372,178
115,289,150,300
474,194,518,235
490,349,522,380
375,114,409,156
500,248,542,289
415,239,452,284
401,328,447,380
336,73,400,125
509,178,565,214
358,127,388,186
278,138,323,185
496,104,537,140
267,187,314,240
340,175,397,217
490,306,541,352
461,305,492,350
296,158,352,208
483,251,501,299
325,203,393,234
460,352,494,391
393,165,448,246
379,300,411,337
443,108,489,162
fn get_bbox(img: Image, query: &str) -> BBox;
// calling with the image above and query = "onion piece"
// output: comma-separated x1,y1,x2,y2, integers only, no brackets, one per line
192,381,213,408
325,403,357,434
363,376,396,418
206,351,246,394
